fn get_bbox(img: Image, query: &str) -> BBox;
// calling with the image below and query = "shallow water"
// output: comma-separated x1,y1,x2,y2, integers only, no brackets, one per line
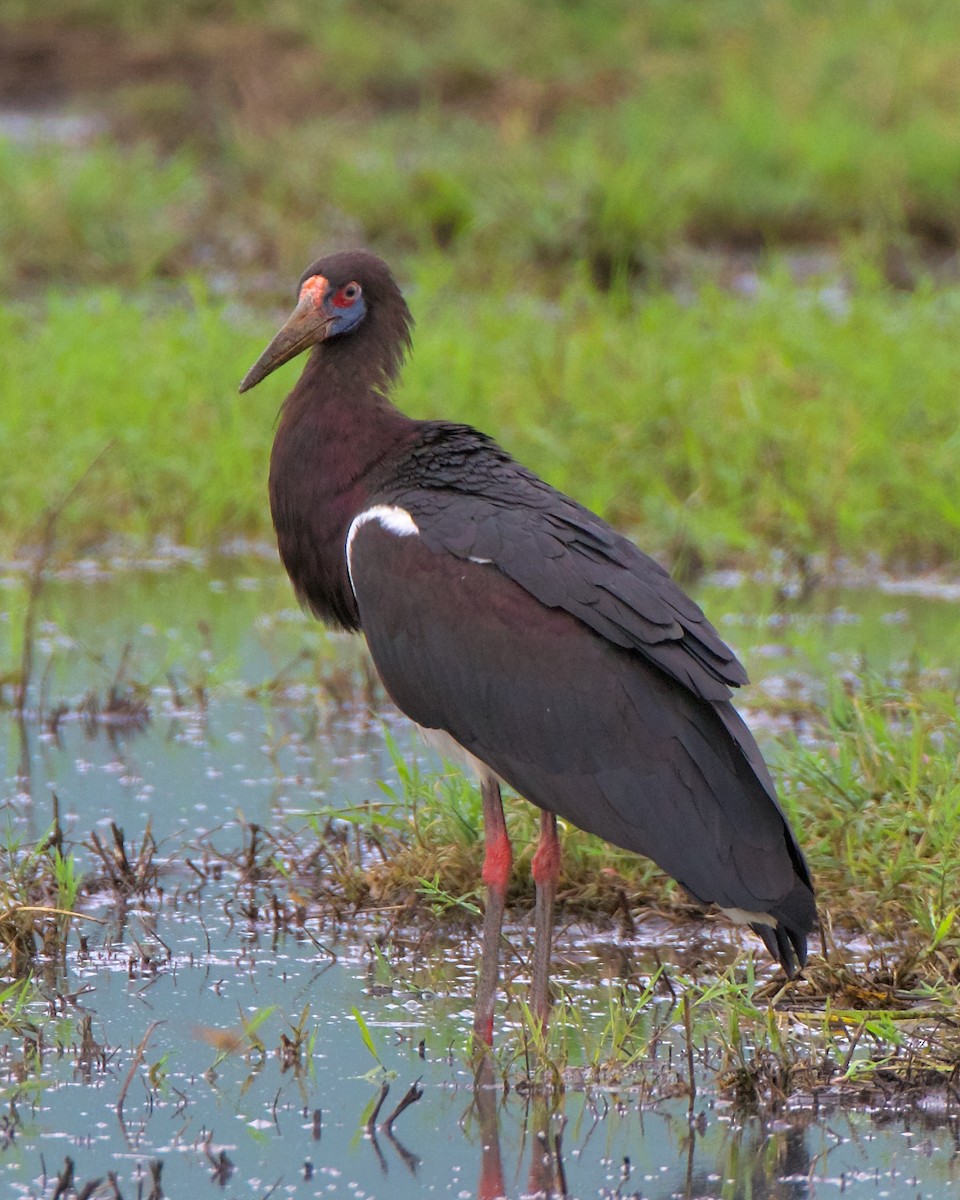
1,557,959,1197
3,904,960,1198
6,925,960,1199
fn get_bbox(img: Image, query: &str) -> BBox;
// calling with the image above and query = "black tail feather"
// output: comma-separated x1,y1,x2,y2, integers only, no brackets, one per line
750,919,808,978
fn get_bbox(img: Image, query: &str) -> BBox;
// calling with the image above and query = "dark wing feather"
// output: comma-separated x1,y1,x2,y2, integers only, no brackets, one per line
348,520,815,959
387,425,746,703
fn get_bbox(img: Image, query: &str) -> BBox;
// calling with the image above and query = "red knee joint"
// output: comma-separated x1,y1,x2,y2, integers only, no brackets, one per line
531,832,561,885
482,829,512,893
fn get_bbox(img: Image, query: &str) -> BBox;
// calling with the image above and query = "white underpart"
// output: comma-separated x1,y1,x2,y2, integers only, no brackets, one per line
720,906,777,928
417,725,499,786
468,556,493,564
345,504,420,596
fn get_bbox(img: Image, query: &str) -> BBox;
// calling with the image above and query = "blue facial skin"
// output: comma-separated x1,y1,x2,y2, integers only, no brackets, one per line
327,292,367,337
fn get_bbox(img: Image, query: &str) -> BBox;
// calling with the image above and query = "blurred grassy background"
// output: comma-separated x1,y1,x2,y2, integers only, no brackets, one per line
1,0,958,566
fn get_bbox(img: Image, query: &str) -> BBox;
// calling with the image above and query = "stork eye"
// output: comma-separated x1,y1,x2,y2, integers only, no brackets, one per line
333,282,362,308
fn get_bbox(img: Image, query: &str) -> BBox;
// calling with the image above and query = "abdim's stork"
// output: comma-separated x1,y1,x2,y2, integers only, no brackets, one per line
240,250,816,1045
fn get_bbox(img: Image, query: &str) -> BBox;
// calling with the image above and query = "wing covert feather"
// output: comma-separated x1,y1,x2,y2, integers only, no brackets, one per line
348,521,813,924
383,425,747,702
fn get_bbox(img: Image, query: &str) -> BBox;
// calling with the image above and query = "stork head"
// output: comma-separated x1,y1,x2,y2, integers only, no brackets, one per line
239,250,412,393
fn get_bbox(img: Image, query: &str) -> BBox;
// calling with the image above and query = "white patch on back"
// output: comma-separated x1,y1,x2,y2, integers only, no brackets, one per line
345,504,420,596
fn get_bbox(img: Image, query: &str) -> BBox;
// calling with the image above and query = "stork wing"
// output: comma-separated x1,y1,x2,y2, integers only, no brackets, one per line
347,516,813,940
387,426,746,703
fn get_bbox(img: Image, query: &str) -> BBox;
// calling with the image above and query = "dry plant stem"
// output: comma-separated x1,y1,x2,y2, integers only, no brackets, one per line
839,1020,867,1076
15,443,115,723
16,519,55,726
474,775,511,1047
116,1019,163,1125
0,906,103,924
51,1156,74,1200
147,1160,163,1200
366,1080,390,1133
554,1118,569,1198
380,1078,424,1132
684,997,696,1116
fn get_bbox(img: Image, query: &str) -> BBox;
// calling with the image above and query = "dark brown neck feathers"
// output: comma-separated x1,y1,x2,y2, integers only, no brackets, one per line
268,305,417,631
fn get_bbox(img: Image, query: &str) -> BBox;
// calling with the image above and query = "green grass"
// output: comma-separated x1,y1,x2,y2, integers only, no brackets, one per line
0,141,206,290
0,816,85,986
1,0,957,1083
2,267,959,566
286,669,960,1097
785,673,960,949
344,673,960,956
3,3,960,288
3,670,958,1094
2,1,959,569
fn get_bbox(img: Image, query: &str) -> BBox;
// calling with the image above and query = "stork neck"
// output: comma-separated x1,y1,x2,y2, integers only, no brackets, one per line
276,344,414,480
269,346,416,630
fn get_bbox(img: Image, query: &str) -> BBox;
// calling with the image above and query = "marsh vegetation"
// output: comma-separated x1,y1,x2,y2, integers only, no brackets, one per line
1,0,959,1193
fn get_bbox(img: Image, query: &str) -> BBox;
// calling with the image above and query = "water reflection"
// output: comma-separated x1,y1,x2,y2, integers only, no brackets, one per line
3,562,960,1195
1,884,958,1196
464,1085,959,1199
466,1056,819,1200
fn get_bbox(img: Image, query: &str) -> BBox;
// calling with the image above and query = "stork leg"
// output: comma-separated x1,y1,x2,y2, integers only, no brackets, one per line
474,774,511,1047
530,810,560,1028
